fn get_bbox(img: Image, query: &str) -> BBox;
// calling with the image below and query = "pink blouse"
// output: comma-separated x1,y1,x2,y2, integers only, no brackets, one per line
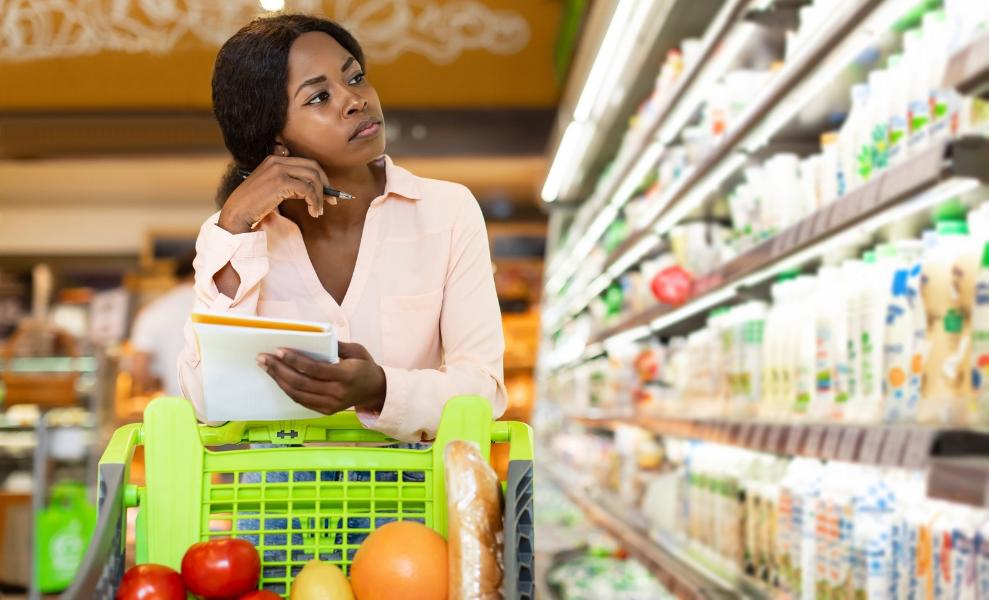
178,155,506,441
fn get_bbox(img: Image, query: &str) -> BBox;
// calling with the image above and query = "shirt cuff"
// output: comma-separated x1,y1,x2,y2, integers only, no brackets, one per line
197,224,268,306
356,365,412,441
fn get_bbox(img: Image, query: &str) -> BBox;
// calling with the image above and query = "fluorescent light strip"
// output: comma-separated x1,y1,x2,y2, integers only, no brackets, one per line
573,0,640,122
588,0,656,121
611,141,665,208
649,285,738,332
736,177,982,289
542,122,589,202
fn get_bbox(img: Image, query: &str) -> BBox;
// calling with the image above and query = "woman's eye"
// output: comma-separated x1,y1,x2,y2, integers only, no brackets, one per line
349,72,365,85
306,91,330,105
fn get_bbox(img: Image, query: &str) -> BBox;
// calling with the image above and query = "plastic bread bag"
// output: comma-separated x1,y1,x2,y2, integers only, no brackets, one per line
445,440,504,600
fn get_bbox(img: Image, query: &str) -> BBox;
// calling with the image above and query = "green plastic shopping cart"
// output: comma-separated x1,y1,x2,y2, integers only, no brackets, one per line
62,395,534,599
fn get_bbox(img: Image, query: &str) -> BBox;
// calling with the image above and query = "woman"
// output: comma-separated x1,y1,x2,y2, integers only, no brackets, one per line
178,14,506,442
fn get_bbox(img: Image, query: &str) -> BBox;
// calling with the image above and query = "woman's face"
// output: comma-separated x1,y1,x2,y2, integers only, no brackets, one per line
278,31,386,171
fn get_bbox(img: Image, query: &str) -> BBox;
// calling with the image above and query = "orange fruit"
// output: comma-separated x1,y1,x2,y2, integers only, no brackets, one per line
350,521,447,600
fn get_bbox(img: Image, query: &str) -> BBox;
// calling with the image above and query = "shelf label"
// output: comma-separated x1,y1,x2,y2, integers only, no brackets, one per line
804,425,825,457
821,425,843,460
766,424,785,454
784,426,804,456
739,423,755,447
838,428,862,462
903,429,936,470
880,427,910,466
859,428,887,465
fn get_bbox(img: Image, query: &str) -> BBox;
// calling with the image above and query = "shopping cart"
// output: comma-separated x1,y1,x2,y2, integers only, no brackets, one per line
61,395,534,599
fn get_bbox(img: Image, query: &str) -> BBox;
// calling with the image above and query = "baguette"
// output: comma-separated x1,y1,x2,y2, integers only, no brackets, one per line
445,440,504,600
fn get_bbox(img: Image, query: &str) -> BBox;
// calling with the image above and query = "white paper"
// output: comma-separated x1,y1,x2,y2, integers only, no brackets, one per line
193,321,339,421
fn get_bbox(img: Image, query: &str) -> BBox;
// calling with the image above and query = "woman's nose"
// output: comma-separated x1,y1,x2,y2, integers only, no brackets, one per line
343,95,366,117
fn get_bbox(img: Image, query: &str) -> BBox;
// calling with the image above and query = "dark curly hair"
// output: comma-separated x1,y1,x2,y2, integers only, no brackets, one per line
211,14,365,206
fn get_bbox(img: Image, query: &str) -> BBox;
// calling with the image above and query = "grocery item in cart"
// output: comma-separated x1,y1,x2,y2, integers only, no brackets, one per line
446,440,504,600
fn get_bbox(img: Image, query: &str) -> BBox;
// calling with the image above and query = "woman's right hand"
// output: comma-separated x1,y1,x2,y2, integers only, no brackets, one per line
217,155,334,234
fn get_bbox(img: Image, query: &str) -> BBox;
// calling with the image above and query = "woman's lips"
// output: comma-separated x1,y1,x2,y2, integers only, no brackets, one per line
350,121,381,142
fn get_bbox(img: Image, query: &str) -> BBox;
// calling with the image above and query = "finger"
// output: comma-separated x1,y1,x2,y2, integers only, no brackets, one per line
274,349,336,380
273,156,331,190
260,354,326,394
269,376,345,415
337,341,371,360
280,167,324,218
276,173,322,218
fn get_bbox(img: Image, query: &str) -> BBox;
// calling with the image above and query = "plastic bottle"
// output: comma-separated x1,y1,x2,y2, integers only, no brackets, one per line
972,243,989,424
838,84,870,197
905,28,932,152
895,239,929,422
813,268,840,420
887,54,909,165
924,12,960,142
884,268,913,423
921,207,972,424
741,302,768,417
794,277,819,418
866,69,891,178
819,132,840,206
843,260,866,420
858,251,893,423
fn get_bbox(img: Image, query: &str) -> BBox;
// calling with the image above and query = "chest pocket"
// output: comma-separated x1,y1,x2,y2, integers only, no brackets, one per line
379,288,443,367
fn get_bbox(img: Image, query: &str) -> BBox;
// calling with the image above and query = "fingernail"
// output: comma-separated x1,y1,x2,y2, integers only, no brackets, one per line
275,348,286,359
330,197,338,206
319,206,324,217
257,355,267,367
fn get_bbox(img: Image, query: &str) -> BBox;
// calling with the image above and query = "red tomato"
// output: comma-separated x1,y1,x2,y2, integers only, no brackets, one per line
116,564,185,600
181,537,261,599
240,591,282,600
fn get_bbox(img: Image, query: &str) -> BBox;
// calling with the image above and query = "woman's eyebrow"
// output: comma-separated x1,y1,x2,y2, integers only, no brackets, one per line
294,75,327,98
341,57,355,72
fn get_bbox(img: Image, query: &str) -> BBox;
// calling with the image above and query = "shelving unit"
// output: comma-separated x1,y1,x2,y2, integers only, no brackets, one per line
543,460,748,600
585,137,989,347
545,0,751,295
944,30,989,100
537,3,989,596
543,0,897,337
575,412,989,470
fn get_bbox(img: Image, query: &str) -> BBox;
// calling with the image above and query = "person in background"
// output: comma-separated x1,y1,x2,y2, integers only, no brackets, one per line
130,254,196,398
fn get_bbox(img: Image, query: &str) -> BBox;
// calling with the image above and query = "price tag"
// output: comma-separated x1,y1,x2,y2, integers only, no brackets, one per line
798,216,816,246
880,427,910,466
810,206,830,240
902,429,936,470
754,424,770,452
838,428,862,462
784,426,804,456
859,428,887,465
804,425,825,457
739,423,755,448
821,425,843,460
766,424,785,455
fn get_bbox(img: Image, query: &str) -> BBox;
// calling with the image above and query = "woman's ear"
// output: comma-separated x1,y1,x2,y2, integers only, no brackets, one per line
273,140,290,157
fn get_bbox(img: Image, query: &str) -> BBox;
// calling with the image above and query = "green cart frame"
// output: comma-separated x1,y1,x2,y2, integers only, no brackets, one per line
62,395,534,599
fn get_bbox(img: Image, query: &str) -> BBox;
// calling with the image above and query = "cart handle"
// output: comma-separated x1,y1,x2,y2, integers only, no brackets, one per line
492,421,534,462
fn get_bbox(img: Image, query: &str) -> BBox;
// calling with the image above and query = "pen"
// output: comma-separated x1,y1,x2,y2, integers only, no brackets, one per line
236,168,355,200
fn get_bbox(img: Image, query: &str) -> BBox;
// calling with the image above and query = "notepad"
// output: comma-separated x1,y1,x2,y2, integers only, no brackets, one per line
191,311,339,421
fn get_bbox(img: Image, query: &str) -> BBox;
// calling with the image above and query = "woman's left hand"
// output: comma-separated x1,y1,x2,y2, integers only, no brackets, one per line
258,342,387,415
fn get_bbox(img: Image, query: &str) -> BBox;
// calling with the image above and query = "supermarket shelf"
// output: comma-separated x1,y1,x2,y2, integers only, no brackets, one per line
587,136,989,346
544,464,741,599
575,412,989,471
944,31,989,100
546,0,887,334
927,457,989,507
544,0,751,294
